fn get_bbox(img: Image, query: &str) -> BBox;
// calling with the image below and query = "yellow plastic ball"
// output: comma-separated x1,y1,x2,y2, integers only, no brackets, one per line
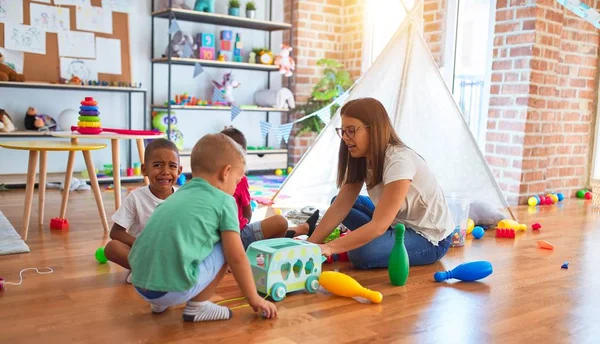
274,208,282,215
275,169,283,176
528,197,538,206
551,194,559,203
466,218,475,235
287,166,293,174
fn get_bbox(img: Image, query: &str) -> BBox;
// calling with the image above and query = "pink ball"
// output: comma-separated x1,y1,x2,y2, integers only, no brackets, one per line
585,192,592,200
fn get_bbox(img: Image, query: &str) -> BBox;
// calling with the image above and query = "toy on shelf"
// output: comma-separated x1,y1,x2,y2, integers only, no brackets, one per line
193,0,215,12
163,31,197,58
212,72,240,105
50,217,69,231
152,111,184,149
75,97,102,134
0,52,25,82
537,240,554,250
218,30,233,62
497,219,526,231
160,0,191,10
82,80,143,88
197,33,215,60
0,109,16,132
246,238,322,302
248,51,257,63
256,48,274,65
133,162,141,176
165,93,210,106
254,87,296,109
433,261,493,282
274,44,295,77
233,33,243,63
24,107,57,131
319,271,383,304
495,228,515,238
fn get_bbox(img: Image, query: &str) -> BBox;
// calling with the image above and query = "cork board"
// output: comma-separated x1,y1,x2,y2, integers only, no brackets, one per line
0,0,131,83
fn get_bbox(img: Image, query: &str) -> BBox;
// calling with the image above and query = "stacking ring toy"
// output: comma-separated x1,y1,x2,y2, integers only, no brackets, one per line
79,110,100,116
77,115,101,122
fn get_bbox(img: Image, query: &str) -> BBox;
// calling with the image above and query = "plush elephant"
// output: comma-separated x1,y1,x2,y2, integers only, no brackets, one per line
163,31,197,58
159,0,191,10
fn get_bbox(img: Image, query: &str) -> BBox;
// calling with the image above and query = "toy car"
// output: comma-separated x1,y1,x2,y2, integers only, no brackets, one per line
246,238,322,302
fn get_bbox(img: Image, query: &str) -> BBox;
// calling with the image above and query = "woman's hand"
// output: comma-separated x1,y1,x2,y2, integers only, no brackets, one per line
319,243,333,257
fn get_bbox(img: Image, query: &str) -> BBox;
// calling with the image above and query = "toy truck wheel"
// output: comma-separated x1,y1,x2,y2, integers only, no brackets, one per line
305,275,319,293
271,282,287,302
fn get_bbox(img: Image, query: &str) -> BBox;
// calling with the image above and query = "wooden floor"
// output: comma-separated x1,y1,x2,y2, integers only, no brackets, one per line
0,187,598,343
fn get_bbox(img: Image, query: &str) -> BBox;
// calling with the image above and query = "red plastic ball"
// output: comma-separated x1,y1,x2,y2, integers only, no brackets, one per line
585,192,592,200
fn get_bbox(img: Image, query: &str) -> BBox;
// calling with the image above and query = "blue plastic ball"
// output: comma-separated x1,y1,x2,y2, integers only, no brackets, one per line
557,192,564,202
177,174,186,186
534,195,540,203
250,200,258,212
472,226,485,239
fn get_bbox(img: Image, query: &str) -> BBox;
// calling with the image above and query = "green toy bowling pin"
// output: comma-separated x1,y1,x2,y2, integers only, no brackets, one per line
388,223,409,286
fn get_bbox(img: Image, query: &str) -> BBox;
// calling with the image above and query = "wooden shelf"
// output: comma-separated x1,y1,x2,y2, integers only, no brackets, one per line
179,148,287,156
0,81,146,93
152,57,279,71
152,8,292,32
151,104,289,112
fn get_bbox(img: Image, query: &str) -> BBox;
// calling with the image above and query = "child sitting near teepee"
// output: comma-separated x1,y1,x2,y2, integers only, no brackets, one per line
220,127,319,249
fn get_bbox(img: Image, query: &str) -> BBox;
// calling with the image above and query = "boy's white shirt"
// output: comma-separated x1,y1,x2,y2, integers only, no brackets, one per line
111,185,176,237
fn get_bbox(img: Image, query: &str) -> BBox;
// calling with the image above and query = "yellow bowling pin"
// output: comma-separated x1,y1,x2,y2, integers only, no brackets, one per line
319,271,383,304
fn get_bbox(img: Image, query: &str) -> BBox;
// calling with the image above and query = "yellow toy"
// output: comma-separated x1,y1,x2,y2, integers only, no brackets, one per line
466,218,475,235
319,271,383,304
497,219,526,231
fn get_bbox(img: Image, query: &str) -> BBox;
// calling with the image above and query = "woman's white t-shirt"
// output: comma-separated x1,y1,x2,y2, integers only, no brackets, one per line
367,145,455,245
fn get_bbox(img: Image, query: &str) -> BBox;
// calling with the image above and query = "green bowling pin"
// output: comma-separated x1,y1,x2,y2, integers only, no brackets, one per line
388,223,409,286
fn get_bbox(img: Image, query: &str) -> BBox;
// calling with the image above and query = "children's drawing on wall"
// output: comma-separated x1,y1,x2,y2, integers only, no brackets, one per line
101,0,133,13
30,3,71,33
58,31,96,59
76,5,113,34
54,0,91,5
0,0,24,24
4,24,46,55
60,57,99,82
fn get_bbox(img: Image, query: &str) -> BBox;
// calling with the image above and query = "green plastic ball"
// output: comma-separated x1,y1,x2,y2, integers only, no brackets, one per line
577,190,586,198
95,247,108,264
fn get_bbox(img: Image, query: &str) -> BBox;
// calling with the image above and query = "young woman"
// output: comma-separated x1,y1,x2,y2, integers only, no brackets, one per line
307,97,455,269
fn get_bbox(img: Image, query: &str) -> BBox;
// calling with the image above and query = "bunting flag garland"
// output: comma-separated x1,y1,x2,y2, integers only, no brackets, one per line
230,105,242,122
557,0,600,29
193,62,204,78
182,43,194,58
315,105,332,125
259,121,272,139
212,86,225,103
279,123,294,143
168,19,181,34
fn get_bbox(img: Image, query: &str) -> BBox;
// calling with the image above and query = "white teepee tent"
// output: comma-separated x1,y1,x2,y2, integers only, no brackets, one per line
272,4,511,217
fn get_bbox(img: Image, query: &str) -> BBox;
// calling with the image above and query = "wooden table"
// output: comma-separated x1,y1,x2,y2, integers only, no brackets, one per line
51,132,165,210
0,140,108,240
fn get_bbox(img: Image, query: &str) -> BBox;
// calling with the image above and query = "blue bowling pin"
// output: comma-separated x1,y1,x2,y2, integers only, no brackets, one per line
434,261,493,282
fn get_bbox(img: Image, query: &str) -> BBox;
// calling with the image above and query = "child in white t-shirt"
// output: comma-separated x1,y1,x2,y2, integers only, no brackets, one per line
104,138,182,282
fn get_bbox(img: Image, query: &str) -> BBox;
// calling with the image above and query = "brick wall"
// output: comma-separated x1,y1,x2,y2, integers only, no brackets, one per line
423,0,447,65
341,0,364,79
487,0,599,205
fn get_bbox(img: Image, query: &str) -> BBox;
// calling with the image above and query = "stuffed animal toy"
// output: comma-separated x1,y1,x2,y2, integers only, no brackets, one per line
24,107,57,131
254,87,295,110
152,111,184,150
194,0,215,12
0,109,16,132
212,72,240,105
0,53,25,82
163,31,197,58
159,0,191,10
274,44,295,77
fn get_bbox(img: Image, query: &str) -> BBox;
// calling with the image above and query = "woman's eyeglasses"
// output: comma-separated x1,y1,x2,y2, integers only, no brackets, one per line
335,125,369,139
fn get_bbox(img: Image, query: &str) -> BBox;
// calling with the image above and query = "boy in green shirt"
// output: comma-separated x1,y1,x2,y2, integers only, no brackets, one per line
129,133,277,322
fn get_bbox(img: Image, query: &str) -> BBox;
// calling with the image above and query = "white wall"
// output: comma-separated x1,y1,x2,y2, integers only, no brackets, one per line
0,0,285,177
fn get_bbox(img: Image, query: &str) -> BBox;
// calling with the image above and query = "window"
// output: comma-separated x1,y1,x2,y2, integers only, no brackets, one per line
362,0,415,72
444,0,496,148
